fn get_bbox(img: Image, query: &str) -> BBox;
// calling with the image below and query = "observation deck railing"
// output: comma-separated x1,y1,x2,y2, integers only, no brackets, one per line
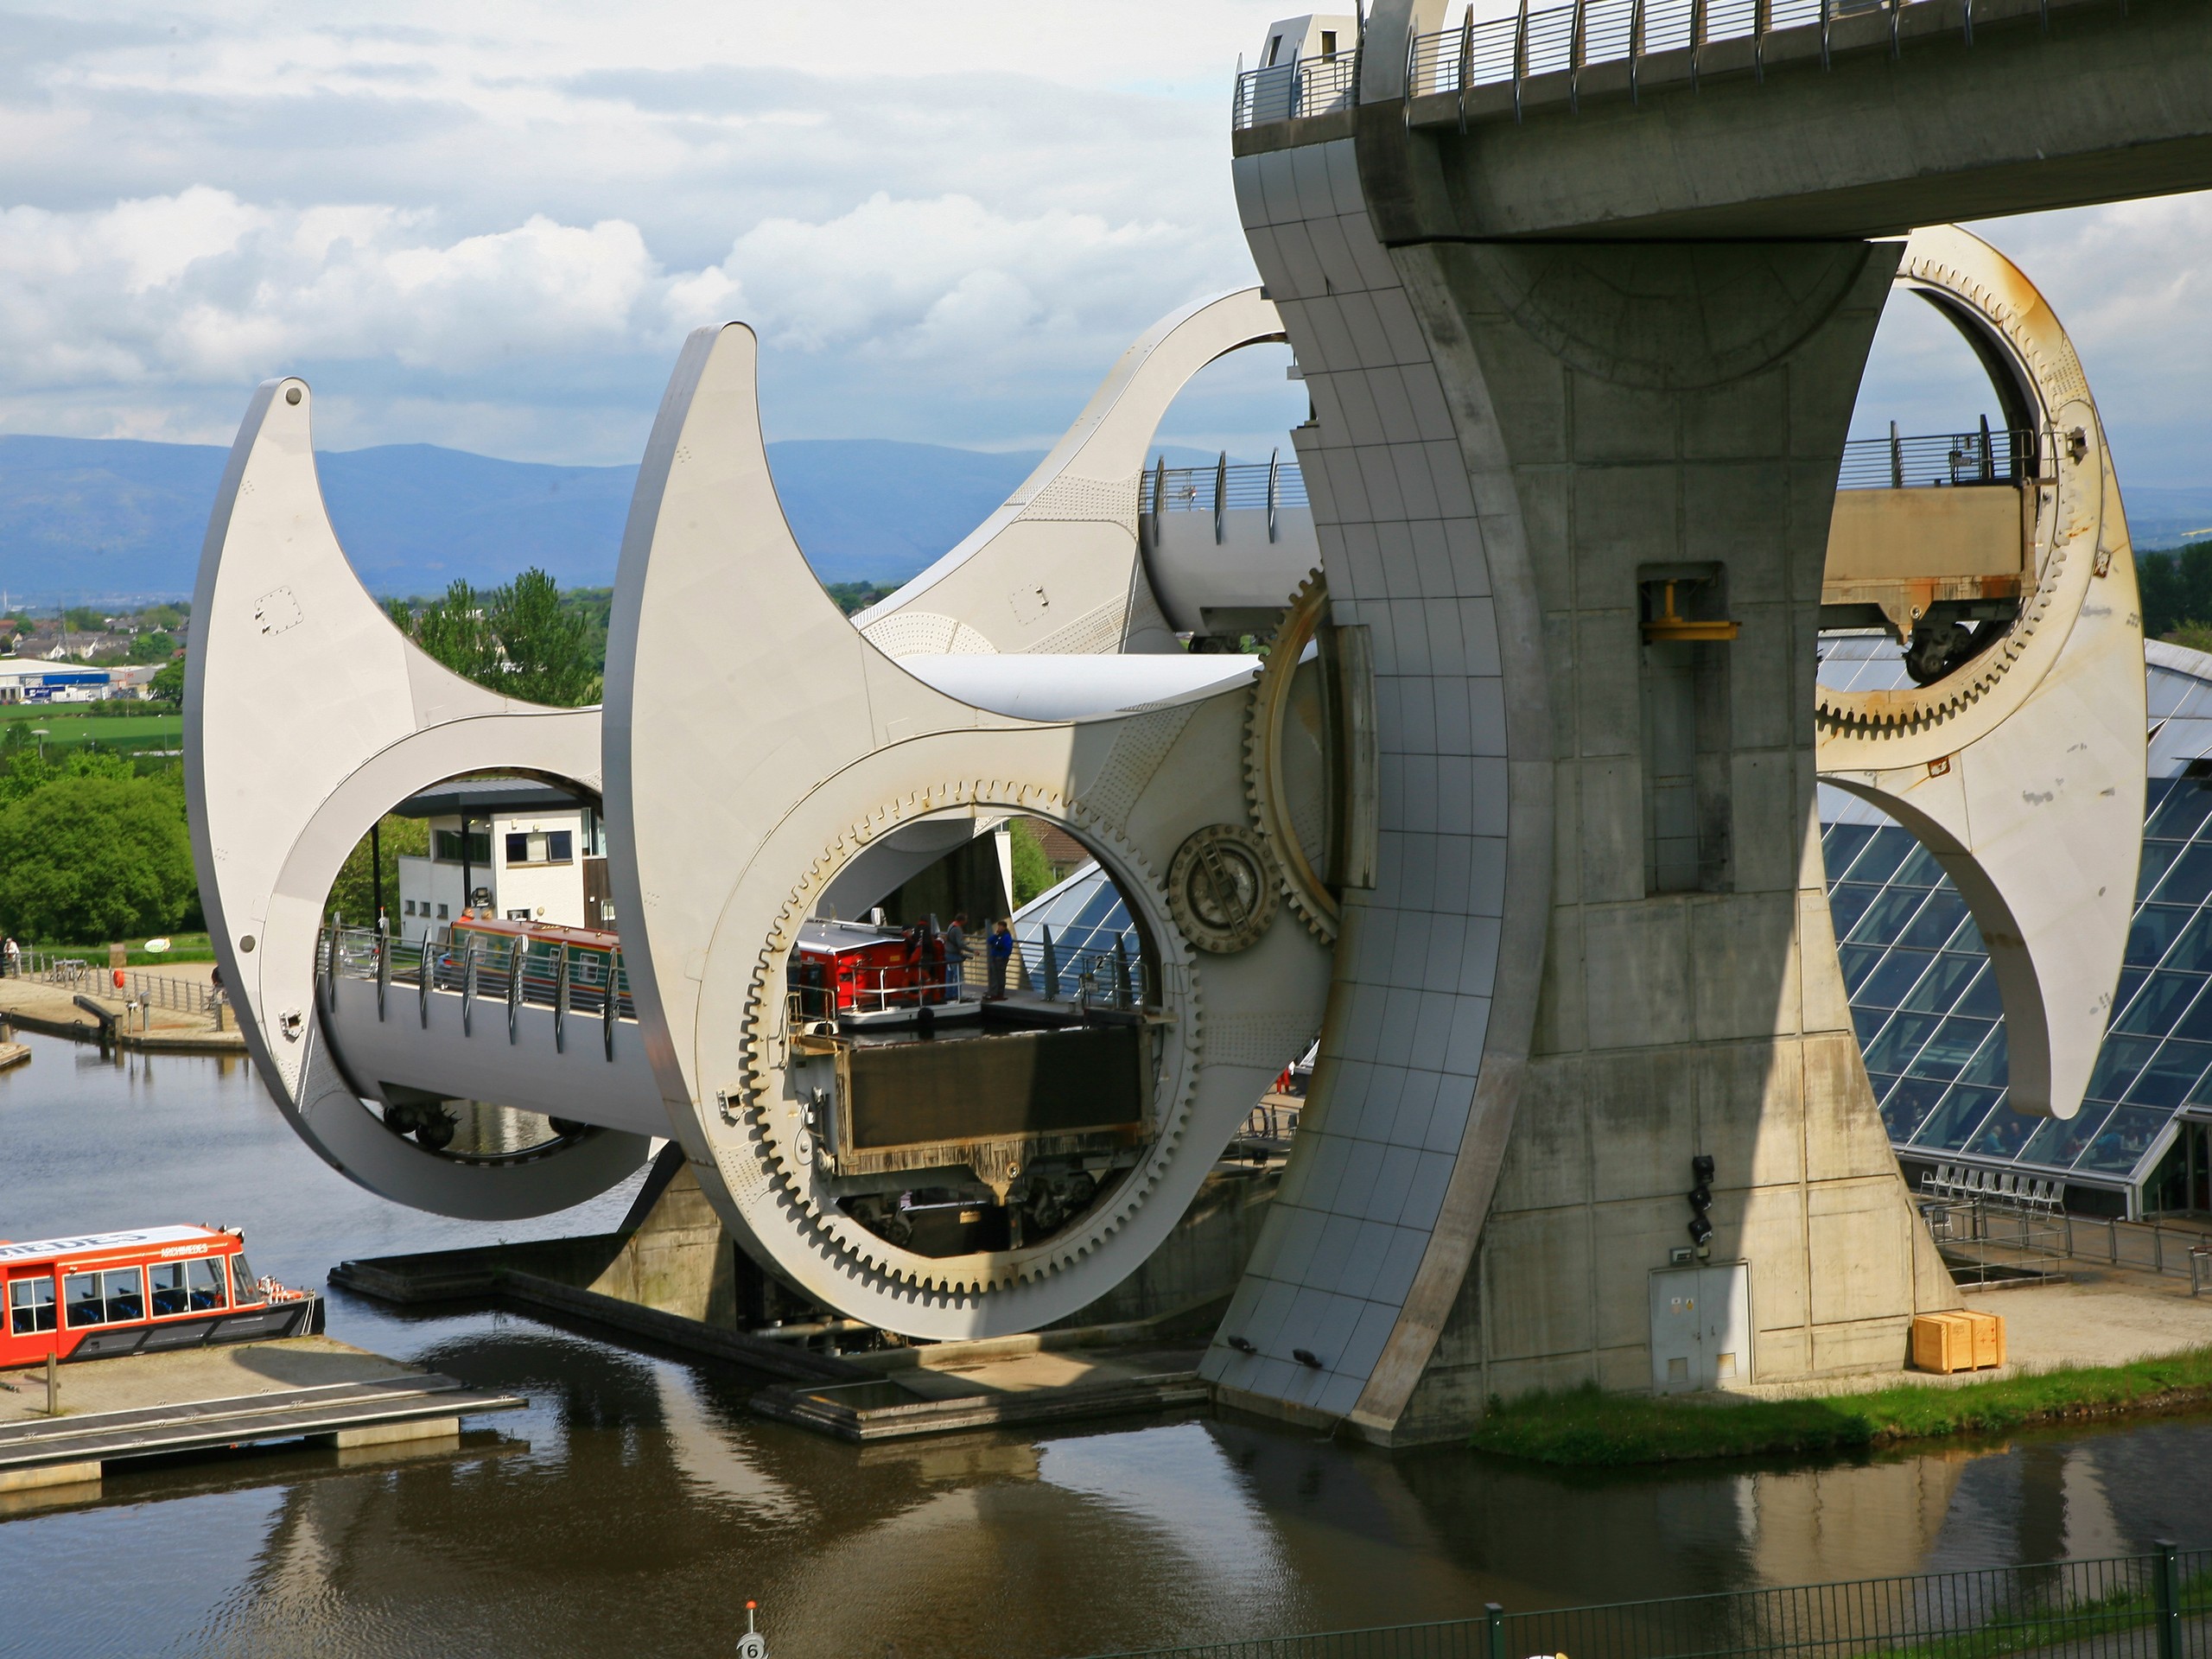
1233,49,1361,129
315,924,636,1060
1837,423,2037,490
1233,0,2006,131
1142,453,1309,546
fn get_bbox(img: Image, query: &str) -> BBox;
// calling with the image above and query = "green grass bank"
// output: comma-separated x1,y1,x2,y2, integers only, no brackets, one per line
22,931,213,966
1470,1347,2212,1466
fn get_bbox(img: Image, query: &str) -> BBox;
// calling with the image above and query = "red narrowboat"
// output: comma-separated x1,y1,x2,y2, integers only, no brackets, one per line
789,919,956,1023
1,1225,321,1365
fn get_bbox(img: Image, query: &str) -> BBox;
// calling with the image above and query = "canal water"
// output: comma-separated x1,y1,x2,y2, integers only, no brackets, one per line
3,1027,2210,1659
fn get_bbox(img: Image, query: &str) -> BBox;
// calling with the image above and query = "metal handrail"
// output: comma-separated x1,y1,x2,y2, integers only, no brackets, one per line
1837,426,2036,490
1243,0,1996,128
1231,46,1360,128
316,925,637,1033
1144,461,1311,517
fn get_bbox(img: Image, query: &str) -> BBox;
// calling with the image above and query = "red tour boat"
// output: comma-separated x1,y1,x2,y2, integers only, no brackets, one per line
1,1225,321,1365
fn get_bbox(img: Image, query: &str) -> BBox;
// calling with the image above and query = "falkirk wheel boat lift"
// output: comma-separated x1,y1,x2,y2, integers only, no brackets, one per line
188,0,2202,1443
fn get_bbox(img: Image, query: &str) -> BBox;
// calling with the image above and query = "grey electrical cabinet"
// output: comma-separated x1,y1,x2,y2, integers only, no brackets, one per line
1649,1261,1752,1394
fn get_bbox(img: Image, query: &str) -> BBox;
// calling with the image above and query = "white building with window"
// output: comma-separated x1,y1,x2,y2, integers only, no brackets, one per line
391,778,610,942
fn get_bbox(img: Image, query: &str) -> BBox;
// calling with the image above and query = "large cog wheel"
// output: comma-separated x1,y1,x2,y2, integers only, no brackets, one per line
1815,232,2102,741
1244,568,1340,941
728,780,1204,1300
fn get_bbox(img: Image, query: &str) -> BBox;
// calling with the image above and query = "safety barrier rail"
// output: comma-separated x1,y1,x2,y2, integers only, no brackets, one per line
1027,925,1150,1009
1232,48,1361,128
1837,423,2037,490
1145,455,1309,516
315,925,635,1059
1143,452,1308,546
788,961,977,1026
1388,0,1999,126
1087,1542,2212,1659
1916,1166,2212,1288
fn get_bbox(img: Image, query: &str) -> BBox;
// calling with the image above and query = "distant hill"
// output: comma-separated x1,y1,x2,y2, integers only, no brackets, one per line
0,435,1240,606
2130,486,2212,552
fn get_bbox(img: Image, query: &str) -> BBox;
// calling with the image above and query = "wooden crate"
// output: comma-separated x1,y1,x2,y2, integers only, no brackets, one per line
1964,1308,2005,1369
1912,1313,1974,1373
1911,1310,2005,1373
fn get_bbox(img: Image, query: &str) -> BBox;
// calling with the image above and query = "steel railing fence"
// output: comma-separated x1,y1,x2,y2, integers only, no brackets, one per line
1145,460,1310,517
1233,0,2006,130
1836,426,2038,490
315,925,636,1052
1084,1545,2212,1659
1135,434,2018,508
1233,49,1361,127
13,952,224,1018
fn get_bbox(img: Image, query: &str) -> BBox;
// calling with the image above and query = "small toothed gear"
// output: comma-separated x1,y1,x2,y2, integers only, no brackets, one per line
1166,823,1281,953
1244,568,1340,941
728,780,1204,1300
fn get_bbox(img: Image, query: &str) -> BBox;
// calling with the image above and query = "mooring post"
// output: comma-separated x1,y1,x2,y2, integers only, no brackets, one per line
46,1350,58,1416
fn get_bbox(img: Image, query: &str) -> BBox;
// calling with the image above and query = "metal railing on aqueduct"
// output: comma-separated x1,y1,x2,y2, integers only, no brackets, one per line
1086,1545,2212,1659
1234,0,2031,130
316,925,635,1060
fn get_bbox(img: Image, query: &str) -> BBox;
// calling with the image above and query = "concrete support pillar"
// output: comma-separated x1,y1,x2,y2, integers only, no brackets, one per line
1206,130,1959,1442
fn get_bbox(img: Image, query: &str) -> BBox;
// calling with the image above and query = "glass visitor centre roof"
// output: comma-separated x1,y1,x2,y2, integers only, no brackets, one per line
1011,637,2212,1214
1012,861,1143,1001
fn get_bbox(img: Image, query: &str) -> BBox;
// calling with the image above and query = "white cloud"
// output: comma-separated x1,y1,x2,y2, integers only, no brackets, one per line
0,3,2203,483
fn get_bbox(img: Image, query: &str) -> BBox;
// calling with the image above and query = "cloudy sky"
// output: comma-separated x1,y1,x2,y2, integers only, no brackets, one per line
0,2,2204,485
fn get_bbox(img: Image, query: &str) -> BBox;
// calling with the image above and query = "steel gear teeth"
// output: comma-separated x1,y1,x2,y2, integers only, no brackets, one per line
1819,239,2106,742
1243,568,1340,942
720,778,1204,1299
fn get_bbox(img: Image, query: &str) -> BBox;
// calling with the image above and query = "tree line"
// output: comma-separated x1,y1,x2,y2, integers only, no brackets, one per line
2136,540,2212,646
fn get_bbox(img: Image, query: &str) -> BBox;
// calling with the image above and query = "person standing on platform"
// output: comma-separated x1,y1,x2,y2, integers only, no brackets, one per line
944,912,968,998
986,918,1014,1001
2,937,16,977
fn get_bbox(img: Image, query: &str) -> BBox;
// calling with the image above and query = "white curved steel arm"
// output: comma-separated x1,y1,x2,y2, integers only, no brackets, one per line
187,376,652,1217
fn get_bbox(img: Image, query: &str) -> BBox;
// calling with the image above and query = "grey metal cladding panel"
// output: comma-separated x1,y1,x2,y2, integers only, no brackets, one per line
1301,299,1363,372
1327,1143,1389,1227
1333,293,1400,371
1219,137,1516,1434
1322,137,1364,219
1308,1211,1367,1288
1327,1221,1397,1300
1255,149,1302,230
1357,446,1413,522
1290,142,1338,223
1231,154,1269,231
1331,369,1390,448
1271,219,1331,302
1391,444,1446,521
1306,211,1369,296
1315,1369,1365,1417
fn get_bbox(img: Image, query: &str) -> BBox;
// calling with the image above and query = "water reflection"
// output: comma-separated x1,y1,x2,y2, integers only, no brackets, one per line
4,1030,2212,1657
